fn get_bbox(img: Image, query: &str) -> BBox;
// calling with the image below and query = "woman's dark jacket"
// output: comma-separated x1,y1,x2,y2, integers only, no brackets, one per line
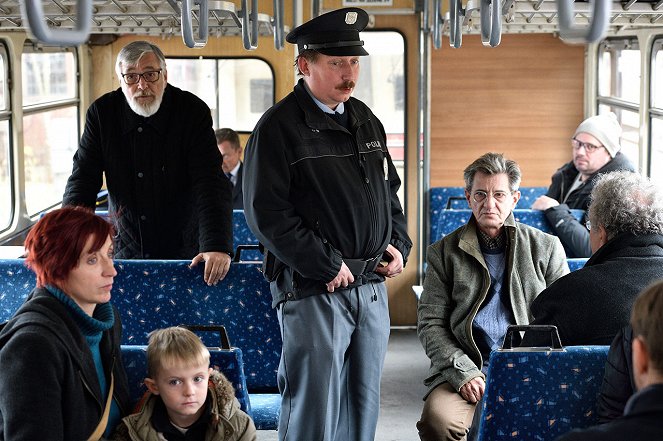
543,152,635,257
526,232,663,346
0,288,131,440
63,84,233,259
243,79,412,306
597,326,635,423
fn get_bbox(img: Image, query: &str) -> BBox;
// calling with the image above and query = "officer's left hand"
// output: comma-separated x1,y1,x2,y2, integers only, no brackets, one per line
375,244,403,278
190,252,231,286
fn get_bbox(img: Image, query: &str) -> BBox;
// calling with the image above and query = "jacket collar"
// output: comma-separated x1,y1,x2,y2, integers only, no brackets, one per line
119,84,173,136
459,212,516,258
586,232,663,266
624,383,663,415
293,79,365,132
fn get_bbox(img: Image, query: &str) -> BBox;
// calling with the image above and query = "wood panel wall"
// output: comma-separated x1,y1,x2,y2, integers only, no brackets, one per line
430,34,586,188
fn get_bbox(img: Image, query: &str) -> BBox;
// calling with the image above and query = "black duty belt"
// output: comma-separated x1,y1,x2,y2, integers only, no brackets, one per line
344,255,382,277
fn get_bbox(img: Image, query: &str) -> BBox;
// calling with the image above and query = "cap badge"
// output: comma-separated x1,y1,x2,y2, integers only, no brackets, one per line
345,12,358,24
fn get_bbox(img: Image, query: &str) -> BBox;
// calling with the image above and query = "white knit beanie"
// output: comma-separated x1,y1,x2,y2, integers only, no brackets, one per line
573,112,622,158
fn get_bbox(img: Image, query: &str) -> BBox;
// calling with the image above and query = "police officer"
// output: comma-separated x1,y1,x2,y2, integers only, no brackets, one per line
243,7,412,441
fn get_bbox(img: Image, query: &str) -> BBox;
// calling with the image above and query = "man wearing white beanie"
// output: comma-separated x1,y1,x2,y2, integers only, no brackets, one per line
531,112,636,257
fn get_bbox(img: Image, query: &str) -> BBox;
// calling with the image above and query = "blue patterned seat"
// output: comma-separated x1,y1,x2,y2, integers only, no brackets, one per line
0,259,33,322
233,210,262,262
477,345,610,441
430,209,585,244
121,345,253,416
567,258,587,272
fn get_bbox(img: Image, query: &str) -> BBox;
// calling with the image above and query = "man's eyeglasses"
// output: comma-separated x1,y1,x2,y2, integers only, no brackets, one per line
471,190,511,204
121,70,162,85
586,219,592,231
572,138,603,153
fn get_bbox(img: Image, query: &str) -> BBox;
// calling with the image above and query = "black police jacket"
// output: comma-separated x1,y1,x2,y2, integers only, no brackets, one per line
244,79,412,307
63,85,233,259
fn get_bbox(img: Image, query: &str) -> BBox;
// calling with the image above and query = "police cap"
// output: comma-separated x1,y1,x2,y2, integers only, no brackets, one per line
286,8,370,56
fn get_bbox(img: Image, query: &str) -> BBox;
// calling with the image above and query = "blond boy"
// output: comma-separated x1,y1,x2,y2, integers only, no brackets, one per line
113,327,256,441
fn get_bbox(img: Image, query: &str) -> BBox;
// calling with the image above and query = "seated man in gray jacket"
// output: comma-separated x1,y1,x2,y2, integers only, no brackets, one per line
531,112,635,257
417,153,569,441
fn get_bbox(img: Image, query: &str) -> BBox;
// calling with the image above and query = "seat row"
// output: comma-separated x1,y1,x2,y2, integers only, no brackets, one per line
0,258,281,429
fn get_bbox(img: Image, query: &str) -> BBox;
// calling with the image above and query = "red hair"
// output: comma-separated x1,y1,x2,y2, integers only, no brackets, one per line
24,206,115,287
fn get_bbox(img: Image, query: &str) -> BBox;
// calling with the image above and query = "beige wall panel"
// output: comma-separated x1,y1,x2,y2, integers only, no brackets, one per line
430,34,585,188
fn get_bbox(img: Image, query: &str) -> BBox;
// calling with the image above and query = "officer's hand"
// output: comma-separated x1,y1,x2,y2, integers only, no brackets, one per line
375,244,403,278
531,195,559,211
326,262,355,293
459,376,485,404
190,252,231,286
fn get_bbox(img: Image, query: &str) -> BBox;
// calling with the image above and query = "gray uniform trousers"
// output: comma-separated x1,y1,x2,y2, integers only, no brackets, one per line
276,281,390,441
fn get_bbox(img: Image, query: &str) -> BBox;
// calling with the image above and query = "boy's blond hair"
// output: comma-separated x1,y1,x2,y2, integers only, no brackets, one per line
146,327,210,378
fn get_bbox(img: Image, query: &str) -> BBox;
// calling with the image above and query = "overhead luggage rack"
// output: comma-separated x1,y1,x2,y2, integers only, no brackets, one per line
1,0,286,49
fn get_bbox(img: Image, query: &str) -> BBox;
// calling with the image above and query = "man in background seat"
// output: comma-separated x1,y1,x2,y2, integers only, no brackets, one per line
531,113,635,257
216,128,244,209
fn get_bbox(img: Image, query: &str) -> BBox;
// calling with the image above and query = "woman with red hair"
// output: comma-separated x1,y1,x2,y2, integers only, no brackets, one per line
0,206,131,440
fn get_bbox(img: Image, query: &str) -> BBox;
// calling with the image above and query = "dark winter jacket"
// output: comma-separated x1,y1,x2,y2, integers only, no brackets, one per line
243,79,412,306
597,326,636,423
543,152,635,257
555,384,663,441
63,84,233,259
525,232,663,346
0,288,131,440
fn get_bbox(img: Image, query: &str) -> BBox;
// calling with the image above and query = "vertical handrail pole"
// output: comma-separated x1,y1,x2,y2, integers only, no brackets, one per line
273,0,285,49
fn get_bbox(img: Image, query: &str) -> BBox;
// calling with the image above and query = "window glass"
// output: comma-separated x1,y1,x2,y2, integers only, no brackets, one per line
0,120,10,230
23,107,78,216
22,51,77,106
166,58,274,132
354,31,406,205
598,39,640,104
598,104,639,168
650,117,663,185
652,40,663,108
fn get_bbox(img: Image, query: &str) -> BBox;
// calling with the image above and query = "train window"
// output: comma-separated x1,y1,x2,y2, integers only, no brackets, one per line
21,46,79,217
166,58,274,132
0,43,10,231
650,40,663,183
354,31,406,205
597,39,640,167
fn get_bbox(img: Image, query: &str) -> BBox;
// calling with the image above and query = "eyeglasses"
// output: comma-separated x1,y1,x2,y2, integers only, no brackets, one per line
586,219,592,231
121,70,162,85
572,138,604,153
471,190,511,204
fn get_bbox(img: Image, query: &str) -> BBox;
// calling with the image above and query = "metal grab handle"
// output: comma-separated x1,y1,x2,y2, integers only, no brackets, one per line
449,0,464,48
557,0,611,44
181,0,209,48
480,0,502,47
181,324,232,349
432,0,443,49
241,0,259,50
273,0,285,50
20,0,92,46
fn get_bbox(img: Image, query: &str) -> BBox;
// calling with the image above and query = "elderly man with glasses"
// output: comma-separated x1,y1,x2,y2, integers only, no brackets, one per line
63,41,233,286
531,112,636,257
417,153,568,441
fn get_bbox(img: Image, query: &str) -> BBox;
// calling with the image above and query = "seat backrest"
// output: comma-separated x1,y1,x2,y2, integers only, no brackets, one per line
567,257,588,272
477,345,610,441
120,345,252,415
0,259,34,323
113,260,280,392
232,210,262,262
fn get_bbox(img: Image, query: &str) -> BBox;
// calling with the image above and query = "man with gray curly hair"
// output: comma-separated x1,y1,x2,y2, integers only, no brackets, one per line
524,171,663,347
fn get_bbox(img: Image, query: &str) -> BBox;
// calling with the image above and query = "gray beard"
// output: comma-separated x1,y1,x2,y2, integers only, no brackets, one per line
127,94,163,117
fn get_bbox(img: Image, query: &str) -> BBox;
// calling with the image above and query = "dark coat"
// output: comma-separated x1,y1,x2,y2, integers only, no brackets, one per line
232,162,244,209
243,79,412,306
597,326,636,423
0,288,131,440
63,84,233,259
525,232,663,346
543,152,636,257
555,384,663,441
